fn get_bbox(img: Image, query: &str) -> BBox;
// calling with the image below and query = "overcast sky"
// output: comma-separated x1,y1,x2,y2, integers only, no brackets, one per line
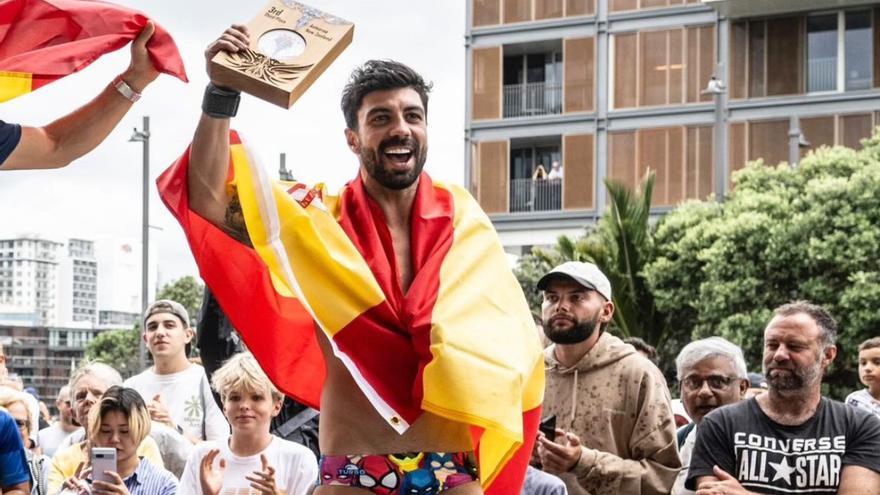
0,0,467,288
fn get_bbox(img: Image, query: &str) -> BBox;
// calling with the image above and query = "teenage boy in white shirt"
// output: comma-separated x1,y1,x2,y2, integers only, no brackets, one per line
125,299,229,443
179,352,318,495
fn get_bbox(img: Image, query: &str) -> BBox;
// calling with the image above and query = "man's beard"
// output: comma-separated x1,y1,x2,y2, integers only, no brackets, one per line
764,352,823,392
543,314,600,345
360,136,427,190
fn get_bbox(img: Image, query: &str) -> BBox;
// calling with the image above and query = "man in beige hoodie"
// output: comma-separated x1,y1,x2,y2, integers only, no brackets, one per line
536,261,681,495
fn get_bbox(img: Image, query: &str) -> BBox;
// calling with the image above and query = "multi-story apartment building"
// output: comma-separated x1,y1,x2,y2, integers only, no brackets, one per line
465,0,880,254
0,325,99,412
59,239,99,326
0,237,63,326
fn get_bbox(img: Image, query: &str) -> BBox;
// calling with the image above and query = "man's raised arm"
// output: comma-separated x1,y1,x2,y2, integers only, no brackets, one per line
2,23,159,171
188,25,251,244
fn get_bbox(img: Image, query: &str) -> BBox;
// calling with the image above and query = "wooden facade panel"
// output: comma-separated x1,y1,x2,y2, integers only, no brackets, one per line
697,26,715,103
667,126,684,204
565,37,594,113
841,114,873,150
609,131,637,191
685,127,698,198
668,29,683,105
697,126,714,198
749,21,766,97
614,34,638,108
503,0,531,23
638,128,667,205
640,30,668,107
536,0,564,19
476,141,509,214
472,47,501,121
610,0,637,12
473,0,501,26
729,122,747,179
563,134,594,210
749,119,789,166
767,17,803,96
730,21,748,99
566,0,594,16
800,116,835,158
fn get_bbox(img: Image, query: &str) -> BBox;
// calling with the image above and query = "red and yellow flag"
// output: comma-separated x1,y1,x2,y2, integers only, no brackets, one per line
0,0,187,102
158,132,543,493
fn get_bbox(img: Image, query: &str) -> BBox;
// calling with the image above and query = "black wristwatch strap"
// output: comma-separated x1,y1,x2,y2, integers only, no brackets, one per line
202,83,241,118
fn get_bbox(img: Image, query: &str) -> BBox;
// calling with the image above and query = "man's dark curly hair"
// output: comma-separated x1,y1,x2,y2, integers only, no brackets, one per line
341,60,433,130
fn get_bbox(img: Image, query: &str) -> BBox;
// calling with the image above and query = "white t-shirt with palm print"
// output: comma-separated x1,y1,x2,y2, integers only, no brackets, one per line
125,364,229,441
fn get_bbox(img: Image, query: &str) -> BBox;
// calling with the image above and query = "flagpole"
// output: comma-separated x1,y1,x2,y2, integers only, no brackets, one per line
129,116,150,372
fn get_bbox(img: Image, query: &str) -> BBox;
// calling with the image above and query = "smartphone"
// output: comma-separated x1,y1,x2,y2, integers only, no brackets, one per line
539,415,557,441
90,447,117,484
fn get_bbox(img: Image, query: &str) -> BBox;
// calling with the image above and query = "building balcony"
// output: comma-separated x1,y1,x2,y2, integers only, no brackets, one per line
503,82,563,119
703,0,874,18
509,178,563,212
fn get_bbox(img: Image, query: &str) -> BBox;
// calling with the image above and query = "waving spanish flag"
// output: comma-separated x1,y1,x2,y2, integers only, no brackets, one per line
0,0,187,103
158,132,543,493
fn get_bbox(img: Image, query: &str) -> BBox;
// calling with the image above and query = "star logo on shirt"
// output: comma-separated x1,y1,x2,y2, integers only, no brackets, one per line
768,457,796,485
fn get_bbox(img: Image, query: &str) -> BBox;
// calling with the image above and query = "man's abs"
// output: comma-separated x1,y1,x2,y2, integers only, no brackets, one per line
316,328,473,455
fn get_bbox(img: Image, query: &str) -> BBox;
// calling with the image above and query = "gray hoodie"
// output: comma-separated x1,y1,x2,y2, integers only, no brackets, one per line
543,332,681,495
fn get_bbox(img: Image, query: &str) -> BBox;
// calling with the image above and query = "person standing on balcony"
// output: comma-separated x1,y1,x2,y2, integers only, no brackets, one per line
548,161,563,180
532,163,548,180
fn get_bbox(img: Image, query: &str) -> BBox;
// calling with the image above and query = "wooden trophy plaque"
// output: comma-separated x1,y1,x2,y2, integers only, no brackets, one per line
210,0,354,108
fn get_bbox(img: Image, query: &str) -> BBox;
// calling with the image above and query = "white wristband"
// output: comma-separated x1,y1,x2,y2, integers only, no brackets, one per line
113,76,141,102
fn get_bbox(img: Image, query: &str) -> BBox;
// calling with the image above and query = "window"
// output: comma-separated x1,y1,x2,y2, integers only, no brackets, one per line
735,10,874,98
807,14,838,92
503,51,564,117
613,26,714,109
509,140,562,212
846,11,872,90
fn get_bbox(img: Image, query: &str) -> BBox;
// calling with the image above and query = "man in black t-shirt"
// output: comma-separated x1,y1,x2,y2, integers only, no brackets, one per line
0,23,157,171
686,301,880,494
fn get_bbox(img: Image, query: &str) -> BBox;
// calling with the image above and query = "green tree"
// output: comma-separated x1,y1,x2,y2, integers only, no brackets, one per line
156,275,205,326
85,328,141,378
645,131,880,399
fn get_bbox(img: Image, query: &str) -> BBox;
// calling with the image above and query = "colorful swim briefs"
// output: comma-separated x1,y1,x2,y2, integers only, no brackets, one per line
319,451,479,494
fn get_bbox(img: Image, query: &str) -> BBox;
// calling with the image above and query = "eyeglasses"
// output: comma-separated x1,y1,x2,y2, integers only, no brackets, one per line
681,375,739,391
13,418,27,430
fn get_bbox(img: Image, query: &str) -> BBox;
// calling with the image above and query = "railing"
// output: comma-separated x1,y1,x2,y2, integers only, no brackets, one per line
503,82,563,118
807,57,837,92
510,178,562,212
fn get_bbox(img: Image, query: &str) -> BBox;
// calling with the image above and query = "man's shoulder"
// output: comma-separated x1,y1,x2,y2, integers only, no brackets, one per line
124,368,155,386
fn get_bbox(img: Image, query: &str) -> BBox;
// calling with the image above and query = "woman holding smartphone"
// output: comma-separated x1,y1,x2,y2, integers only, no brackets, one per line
60,386,178,495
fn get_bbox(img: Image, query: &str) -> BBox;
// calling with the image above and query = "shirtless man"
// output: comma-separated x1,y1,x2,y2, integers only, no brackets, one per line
188,25,481,495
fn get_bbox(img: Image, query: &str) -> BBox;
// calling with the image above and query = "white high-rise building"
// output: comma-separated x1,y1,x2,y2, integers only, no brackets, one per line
0,235,158,328
0,237,63,326
57,239,98,327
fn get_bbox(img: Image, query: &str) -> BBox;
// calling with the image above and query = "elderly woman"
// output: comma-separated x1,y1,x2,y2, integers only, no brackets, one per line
0,388,48,495
61,386,177,495
672,337,750,495
48,363,167,495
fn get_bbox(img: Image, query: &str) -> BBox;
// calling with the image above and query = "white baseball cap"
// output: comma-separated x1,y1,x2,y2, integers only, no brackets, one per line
537,261,612,301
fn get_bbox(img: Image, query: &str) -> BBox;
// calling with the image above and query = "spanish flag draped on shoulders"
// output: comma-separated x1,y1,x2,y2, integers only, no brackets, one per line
158,131,544,493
